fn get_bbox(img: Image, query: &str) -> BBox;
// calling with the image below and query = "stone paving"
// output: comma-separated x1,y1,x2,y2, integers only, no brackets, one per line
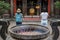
0,21,60,40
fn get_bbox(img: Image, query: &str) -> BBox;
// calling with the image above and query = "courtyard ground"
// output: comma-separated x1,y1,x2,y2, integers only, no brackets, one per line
0,21,60,40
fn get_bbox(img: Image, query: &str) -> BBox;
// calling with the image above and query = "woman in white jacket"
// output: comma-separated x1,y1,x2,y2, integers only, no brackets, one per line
40,11,48,26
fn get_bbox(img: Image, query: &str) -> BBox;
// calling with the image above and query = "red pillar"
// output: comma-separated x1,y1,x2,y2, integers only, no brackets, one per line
48,0,50,14
13,0,16,15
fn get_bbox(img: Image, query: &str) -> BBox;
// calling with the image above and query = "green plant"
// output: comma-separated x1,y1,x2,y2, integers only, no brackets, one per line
55,1,60,9
54,1,60,18
0,1,10,15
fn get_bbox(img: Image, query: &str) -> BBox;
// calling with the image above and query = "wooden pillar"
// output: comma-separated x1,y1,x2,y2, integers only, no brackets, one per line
11,0,14,17
13,0,16,15
51,0,54,16
22,0,27,16
51,0,54,13
48,0,51,14
37,0,41,15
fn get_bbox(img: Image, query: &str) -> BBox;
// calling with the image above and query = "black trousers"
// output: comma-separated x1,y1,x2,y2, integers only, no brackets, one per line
16,22,22,25
51,22,59,40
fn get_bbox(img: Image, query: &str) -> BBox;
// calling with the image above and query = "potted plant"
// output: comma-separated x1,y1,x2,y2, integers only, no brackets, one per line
0,1,10,18
54,1,60,18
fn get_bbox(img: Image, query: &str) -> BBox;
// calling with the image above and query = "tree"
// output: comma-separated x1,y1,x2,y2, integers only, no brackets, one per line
55,1,60,9
54,1,60,18
0,1,10,16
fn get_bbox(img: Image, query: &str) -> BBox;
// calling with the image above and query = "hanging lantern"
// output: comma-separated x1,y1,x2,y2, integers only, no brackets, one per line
29,8,35,15
36,5,40,9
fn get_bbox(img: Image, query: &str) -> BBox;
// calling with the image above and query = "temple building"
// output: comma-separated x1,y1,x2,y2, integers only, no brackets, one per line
2,0,59,17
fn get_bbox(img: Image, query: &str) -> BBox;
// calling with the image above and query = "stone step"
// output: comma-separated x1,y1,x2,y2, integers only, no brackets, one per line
23,17,40,21
11,17,40,22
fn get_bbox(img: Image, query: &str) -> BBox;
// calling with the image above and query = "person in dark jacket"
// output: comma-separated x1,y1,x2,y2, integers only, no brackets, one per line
0,21,9,40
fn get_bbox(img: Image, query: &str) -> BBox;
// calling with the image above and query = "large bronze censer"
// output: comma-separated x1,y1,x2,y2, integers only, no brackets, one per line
9,24,50,40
